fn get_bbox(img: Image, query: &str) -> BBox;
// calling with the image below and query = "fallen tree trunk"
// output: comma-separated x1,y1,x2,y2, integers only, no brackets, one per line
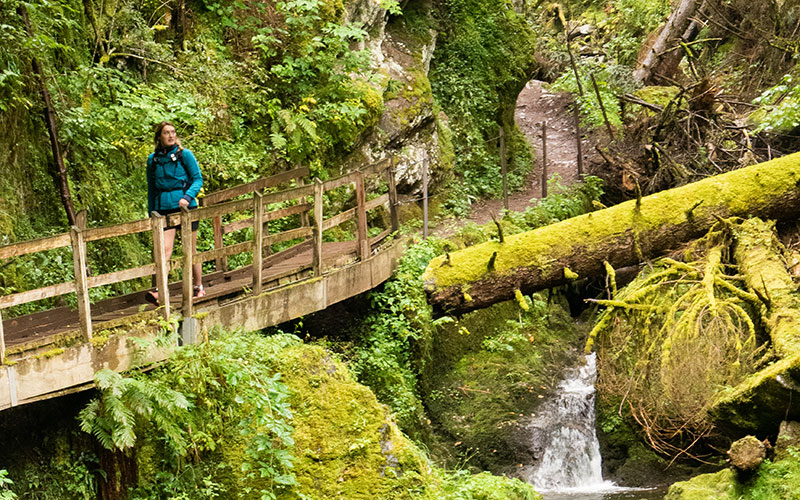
423,152,800,315
709,218,800,435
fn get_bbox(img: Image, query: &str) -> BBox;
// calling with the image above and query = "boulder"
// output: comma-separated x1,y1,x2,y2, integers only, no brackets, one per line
727,435,766,474
775,420,800,461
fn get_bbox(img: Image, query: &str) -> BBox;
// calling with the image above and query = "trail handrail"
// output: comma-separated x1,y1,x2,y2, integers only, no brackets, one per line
0,158,399,360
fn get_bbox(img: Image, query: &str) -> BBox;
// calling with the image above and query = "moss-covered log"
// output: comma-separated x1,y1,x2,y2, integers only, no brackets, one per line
423,152,800,315
732,218,800,356
709,218,800,435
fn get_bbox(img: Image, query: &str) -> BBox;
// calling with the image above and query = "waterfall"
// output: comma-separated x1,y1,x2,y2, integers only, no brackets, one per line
524,353,616,493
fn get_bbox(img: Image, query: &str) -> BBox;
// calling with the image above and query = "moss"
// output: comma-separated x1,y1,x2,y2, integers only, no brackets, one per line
632,86,682,115
270,344,444,499
426,298,580,473
666,453,800,499
665,468,738,500
423,152,800,291
90,330,112,348
35,348,65,359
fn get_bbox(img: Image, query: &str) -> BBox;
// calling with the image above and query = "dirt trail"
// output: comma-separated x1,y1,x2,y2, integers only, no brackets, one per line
434,80,587,235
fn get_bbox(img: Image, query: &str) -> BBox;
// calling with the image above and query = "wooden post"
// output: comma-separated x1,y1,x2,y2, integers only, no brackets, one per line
387,156,399,233
574,105,583,176
312,178,324,276
212,215,227,273
499,127,508,211
355,172,369,260
151,212,170,321
70,225,92,341
252,192,264,295
298,177,311,229
181,206,193,318
591,73,615,140
566,38,584,96
0,309,5,363
423,158,429,239
542,122,548,198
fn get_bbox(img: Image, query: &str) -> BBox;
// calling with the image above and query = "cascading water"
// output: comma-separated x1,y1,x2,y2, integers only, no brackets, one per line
524,353,616,494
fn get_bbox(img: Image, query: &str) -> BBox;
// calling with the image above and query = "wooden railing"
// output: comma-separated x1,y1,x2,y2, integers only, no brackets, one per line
0,158,398,361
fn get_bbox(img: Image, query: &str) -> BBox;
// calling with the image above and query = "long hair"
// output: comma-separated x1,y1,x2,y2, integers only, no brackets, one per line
153,121,183,151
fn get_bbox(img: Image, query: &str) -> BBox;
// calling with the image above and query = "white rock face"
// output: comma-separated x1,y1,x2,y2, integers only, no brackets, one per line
343,0,444,195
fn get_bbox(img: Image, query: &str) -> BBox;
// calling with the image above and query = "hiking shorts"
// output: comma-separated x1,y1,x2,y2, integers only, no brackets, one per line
156,207,199,232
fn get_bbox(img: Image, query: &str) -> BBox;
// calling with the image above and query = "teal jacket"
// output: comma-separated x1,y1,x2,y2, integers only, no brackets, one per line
147,145,203,214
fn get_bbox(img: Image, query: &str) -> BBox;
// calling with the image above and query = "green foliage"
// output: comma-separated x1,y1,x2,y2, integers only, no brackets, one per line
516,174,604,228
350,238,450,436
79,331,299,499
450,175,604,247
604,0,671,66
430,0,536,199
0,470,16,500
752,73,800,133
551,62,624,131
78,368,191,454
442,471,541,500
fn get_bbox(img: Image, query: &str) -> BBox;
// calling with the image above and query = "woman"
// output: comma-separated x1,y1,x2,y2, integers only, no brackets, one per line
145,121,205,304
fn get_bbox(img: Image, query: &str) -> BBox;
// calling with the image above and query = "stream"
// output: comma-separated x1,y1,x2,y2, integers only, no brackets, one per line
524,354,666,500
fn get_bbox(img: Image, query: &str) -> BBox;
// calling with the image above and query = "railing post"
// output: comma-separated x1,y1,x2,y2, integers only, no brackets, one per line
0,309,5,363
252,192,264,295
298,176,311,229
542,121,548,199
387,156,399,233
312,178,324,276
500,128,508,211
212,215,228,273
181,206,193,318
70,225,93,341
151,211,170,321
355,172,369,260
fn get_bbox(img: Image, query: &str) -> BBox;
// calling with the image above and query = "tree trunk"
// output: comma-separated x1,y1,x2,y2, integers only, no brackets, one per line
633,0,700,84
19,5,77,227
423,152,800,316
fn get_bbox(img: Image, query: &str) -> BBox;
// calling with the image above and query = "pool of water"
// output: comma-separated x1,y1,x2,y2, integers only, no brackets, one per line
540,485,669,500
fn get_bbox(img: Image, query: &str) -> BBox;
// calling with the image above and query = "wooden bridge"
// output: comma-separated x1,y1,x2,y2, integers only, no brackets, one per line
0,159,405,411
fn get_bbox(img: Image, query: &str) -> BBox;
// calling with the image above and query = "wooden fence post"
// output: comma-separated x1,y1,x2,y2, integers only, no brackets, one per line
151,212,170,321
542,121,548,199
212,215,227,273
591,73,615,140
500,127,508,211
312,178,324,276
575,105,583,176
298,176,311,229
387,156,399,233
253,192,264,295
181,206,193,318
70,225,93,341
355,172,369,260
423,158,429,239
0,309,5,363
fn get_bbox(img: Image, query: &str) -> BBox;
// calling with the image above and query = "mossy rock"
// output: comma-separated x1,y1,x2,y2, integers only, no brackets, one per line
664,468,739,500
426,298,581,474
666,452,800,500
273,345,442,499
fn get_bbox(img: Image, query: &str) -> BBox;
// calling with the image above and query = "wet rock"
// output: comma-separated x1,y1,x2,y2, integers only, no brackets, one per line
727,435,766,473
775,420,800,460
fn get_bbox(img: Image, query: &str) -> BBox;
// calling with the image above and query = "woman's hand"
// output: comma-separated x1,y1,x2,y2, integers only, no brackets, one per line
179,198,190,208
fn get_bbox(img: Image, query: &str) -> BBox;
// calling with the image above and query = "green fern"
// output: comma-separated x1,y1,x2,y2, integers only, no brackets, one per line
78,369,190,454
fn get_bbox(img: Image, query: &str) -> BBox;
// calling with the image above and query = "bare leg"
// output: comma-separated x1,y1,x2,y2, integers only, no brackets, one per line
163,228,177,261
